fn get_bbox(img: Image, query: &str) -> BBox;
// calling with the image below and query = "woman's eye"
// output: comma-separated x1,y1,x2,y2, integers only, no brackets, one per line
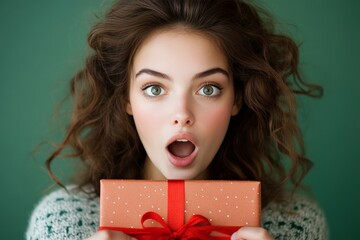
198,84,221,97
143,85,165,97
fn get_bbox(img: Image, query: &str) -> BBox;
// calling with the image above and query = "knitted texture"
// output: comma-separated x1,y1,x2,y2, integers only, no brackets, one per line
26,186,328,240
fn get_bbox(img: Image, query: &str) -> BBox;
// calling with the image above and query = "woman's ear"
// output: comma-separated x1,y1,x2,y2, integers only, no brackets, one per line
231,98,242,116
231,104,240,116
126,101,133,115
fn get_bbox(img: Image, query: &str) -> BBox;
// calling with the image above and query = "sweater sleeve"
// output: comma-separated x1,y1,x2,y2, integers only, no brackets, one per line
26,186,100,240
262,196,329,240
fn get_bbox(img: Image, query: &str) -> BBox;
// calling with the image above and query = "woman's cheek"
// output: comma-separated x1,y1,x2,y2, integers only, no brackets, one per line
132,103,165,138
200,107,233,133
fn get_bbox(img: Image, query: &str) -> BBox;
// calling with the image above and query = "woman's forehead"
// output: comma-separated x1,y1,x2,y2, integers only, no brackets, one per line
131,28,229,78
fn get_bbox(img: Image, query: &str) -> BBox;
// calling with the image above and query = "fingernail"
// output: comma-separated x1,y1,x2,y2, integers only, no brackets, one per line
230,232,237,240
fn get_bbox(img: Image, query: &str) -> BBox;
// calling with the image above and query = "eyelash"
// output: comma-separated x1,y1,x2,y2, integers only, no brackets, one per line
141,83,165,98
198,82,223,98
140,82,223,98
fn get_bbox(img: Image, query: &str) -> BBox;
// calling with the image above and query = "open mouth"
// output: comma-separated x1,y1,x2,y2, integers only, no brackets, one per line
167,139,196,158
166,138,197,167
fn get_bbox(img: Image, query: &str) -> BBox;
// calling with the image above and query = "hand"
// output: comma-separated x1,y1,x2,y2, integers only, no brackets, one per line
231,227,273,240
84,230,137,240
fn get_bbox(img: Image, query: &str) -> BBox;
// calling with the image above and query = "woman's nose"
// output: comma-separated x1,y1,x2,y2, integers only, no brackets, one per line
173,116,193,126
171,98,195,127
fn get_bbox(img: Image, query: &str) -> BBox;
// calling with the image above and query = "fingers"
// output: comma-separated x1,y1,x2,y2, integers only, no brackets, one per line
86,228,271,240
84,230,137,240
231,227,273,240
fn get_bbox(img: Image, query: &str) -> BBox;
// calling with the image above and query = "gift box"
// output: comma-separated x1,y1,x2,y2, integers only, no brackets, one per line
99,180,261,239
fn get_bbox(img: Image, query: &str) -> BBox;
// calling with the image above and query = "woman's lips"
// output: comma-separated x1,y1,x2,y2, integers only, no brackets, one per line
166,133,198,168
168,140,195,157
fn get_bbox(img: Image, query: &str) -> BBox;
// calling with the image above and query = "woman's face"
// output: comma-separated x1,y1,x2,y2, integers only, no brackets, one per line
127,28,239,180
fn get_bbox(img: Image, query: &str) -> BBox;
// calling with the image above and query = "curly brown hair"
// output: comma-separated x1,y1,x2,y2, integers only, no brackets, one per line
46,0,322,207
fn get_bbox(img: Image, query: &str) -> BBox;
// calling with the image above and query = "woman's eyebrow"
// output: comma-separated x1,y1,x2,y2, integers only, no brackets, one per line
135,69,171,80
135,67,229,80
193,67,229,80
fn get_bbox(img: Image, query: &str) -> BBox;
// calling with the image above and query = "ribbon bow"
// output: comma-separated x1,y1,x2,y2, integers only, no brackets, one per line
99,211,239,240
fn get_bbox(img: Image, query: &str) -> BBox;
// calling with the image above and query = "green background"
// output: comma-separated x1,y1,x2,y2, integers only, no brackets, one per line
0,1,359,239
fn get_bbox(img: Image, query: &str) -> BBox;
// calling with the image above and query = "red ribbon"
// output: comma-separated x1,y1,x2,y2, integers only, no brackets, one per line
99,211,239,239
99,180,240,239
168,180,185,231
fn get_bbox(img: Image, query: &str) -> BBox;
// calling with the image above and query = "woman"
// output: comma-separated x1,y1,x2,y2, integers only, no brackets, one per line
27,1,328,239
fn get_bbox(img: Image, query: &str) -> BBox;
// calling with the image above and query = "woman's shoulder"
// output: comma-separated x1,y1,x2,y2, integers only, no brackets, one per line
262,195,329,240
26,185,100,240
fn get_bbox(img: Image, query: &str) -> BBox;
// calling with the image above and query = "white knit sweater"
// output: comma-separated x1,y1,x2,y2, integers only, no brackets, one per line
26,186,328,240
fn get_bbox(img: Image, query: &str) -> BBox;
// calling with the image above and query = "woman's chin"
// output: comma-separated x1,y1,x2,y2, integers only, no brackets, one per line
162,167,208,181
